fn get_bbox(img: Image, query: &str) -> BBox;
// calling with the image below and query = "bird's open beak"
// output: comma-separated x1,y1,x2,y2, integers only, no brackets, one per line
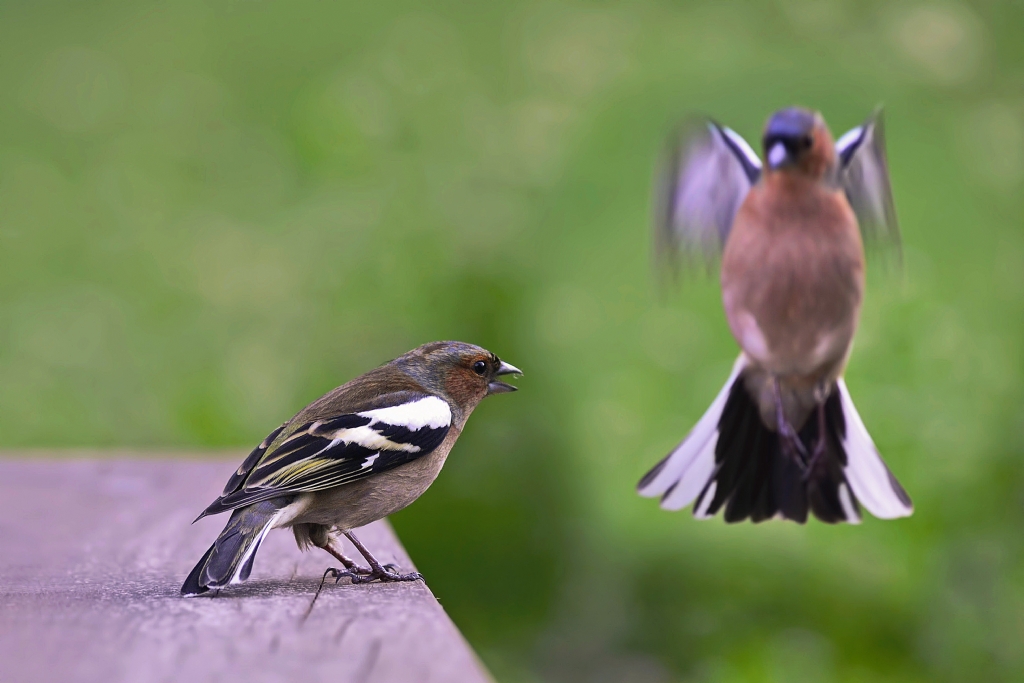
487,361,523,395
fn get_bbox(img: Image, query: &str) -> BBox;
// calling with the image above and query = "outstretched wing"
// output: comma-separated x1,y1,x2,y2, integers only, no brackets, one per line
198,392,452,519
835,109,901,258
655,118,762,264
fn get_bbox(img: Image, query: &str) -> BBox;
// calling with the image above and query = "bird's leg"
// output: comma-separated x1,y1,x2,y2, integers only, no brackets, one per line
320,538,372,576
344,531,423,584
773,377,809,467
802,400,828,482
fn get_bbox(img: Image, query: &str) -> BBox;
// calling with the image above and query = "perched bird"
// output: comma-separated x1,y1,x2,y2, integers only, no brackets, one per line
638,107,912,524
182,341,521,596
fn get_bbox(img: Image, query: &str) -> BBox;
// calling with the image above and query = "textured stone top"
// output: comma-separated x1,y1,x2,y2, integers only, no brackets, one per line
0,457,492,683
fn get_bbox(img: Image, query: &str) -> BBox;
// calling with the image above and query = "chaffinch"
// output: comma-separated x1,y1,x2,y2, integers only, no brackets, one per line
638,107,912,524
182,341,521,596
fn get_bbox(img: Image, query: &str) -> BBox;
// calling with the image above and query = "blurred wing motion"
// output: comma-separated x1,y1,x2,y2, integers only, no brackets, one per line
835,109,901,256
196,391,452,519
656,119,762,263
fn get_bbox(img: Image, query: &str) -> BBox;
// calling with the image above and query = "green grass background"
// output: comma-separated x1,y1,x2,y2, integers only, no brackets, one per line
2,0,1022,680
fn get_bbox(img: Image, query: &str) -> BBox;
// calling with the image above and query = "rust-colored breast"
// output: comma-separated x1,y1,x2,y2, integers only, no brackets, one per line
721,172,865,380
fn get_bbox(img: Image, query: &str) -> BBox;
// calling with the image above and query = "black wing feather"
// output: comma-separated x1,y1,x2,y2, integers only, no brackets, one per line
197,393,452,520
221,422,287,496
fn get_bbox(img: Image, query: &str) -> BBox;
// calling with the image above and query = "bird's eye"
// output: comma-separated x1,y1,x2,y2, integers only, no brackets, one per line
472,360,487,376
800,135,813,149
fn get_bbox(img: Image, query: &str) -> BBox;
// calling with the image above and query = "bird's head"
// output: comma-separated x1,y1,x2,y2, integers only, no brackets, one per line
762,107,836,179
392,341,522,408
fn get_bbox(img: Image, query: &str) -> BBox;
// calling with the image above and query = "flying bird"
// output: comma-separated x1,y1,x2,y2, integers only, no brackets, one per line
638,107,912,524
182,341,521,595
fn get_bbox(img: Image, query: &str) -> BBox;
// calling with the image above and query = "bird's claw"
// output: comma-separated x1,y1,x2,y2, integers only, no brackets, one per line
318,564,420,588
350,566,423,584
323,567,358,584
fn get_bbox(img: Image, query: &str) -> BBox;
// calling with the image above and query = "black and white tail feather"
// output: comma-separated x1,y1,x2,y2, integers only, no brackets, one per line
181,499,288,596
637,356,912,523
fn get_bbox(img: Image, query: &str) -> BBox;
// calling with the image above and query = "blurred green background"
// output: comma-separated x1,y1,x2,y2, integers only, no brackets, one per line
2,0,1022,680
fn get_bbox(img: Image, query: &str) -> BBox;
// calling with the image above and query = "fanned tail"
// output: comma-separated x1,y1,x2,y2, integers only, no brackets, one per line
834,379,913,519
638,357,912,523
637,356,747,508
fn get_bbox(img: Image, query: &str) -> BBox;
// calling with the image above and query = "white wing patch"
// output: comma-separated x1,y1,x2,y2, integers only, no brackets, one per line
304,396,453,455
718,125,763,171
362,454,380,469
324,427,419,454
358,396,452,431
835,126,864,158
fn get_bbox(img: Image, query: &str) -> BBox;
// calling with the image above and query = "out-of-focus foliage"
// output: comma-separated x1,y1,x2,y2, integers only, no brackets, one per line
2,0,1022,680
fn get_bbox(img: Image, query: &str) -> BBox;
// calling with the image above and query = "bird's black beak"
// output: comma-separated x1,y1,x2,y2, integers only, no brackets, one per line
487,360,522,395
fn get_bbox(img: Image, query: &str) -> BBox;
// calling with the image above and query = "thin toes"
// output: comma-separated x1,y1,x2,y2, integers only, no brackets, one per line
322,567,356,585
352,573,380,584
332,569,355,583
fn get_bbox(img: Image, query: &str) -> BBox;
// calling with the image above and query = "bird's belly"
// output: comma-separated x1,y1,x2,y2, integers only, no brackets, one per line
723,254,860,379
731,308,854,378
287,447,451,531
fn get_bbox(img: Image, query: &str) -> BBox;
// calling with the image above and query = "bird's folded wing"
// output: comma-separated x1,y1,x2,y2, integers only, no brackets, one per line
197,392,452,518
835,109,901,257
656,118,762,263
220,422,288,496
